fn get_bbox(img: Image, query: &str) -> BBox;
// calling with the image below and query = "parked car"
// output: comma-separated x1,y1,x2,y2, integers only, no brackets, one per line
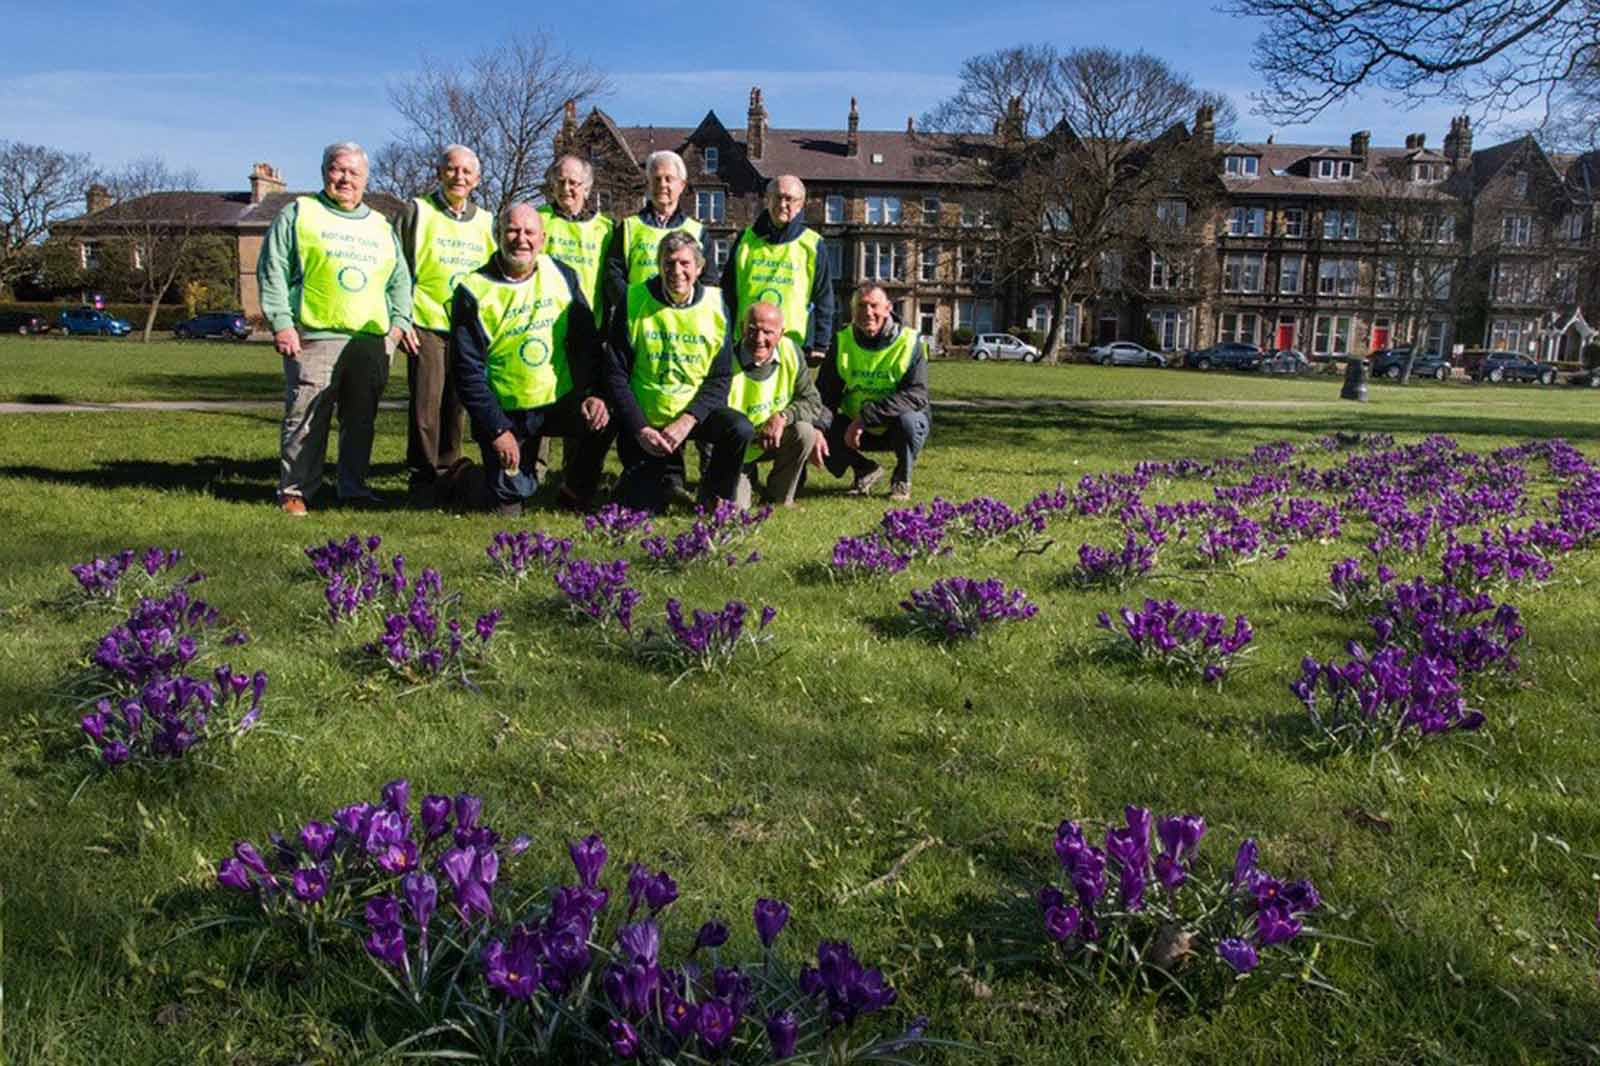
0,311,48,335
1183,342,1263,370
57,307,132,336
1565,367,1600,388
970,332,1041,362
174,311,250,340
1369,347,1452,382
1470,351,1558,385
1258,349,1311,374
1087,341,1166,367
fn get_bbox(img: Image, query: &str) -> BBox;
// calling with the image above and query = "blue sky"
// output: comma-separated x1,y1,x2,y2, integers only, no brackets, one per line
4,0,1495,192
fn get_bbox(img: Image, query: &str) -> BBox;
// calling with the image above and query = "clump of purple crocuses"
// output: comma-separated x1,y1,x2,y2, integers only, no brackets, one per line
66,547,191,607
639,499,771,570
81,664,265,769
1291,641,1486,750
1036,807,1326,999
633,600,777,678
323,549,410,626
582,503,656,546
1440,526,1554,592
88,584,247,694
829,533,912,580
306,533,383,578
1325,557,1396,613
1096,599,1254,683
900,577,1038,641
1070,533,1158,589
1369,577,1525,678
553,558,642,635
363,567,501,687
487,530,573,585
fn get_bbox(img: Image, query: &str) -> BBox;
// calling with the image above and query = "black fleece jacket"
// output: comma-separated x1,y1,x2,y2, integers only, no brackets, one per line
818,317,930,427
718,210,835,352
604,277,734,437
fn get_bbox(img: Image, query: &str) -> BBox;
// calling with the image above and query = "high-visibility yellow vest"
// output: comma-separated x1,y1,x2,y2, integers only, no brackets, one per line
732,227,819,350
538,206,612,328
458,256,576,411
836,326,918,419
293,196,397,335
627,282,725,426
727,336,802,461
621,214,704,287
410,195,495,332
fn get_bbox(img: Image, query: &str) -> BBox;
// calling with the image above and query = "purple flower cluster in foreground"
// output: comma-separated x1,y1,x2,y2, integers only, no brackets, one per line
949,495,1028,546
640,500,770,570
582,503,656,546
306,534,382,578
1194,509,1268,568
1326,557,1396,613
81,664,265,768
364,568,500,685
635,600,777,676
323,549,408,625
1097,599,1254,683
1071,533,1158,589
1370,577,1525,677
553,558,642,634
1267,496,1343,543
90,584,245,691
878,499,957,557
829,533,912,580
487,530,573,583
69,547,188,602
1039,808,1321,992
1440,526,1554,591
900,577,1038,641
1291,641,1486,749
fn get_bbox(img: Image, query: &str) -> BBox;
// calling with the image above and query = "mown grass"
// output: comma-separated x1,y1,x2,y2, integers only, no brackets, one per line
2,340,1600,1064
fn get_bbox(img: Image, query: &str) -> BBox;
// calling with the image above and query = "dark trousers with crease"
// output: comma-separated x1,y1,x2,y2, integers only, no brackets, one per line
474,390,615,507
614,407,754,513
406,329,464,488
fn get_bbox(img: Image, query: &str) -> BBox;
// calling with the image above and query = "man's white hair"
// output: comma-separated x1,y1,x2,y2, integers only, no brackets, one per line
767,174,807,201
546,154,595,188
321,141,368,172
497,201,542,242
438,144,481,171
643,150,687,182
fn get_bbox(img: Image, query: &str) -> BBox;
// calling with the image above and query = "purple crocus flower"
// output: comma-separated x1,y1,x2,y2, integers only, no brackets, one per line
483,925,540,1000
299,820,335,861
1233,838,1259,887
568,833,607,889
1217,937,1259,974
1043,904,1081,941
1255,905,1302,945
101,742,131,768
365,895,400,928
754,897,790,948
696,999,737,1051
364,923,407,969
645,870,678,913
617,921,661,966
767,1010,799,1058
403,871,437,929
608,1018,640,1059
380,778,410,813
694,919,730,952
233,840,272,878
454,793,483,835
1154,853,1187,891
419,795,451,841
217,857,252,892
291,867,327,904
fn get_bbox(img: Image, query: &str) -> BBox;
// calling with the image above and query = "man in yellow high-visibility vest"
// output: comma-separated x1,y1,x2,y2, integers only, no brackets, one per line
726,302,825,508
603,150,705,310
258,141,415,516
396,144,494,508
450,203,612,518
721,174,834,366
604,230,752,513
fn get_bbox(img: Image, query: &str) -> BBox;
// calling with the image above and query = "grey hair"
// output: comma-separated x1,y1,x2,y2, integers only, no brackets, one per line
545,154,594,188
496,201,542,242
657,229,704,271
438,144,480,171
767,174,807,201
643,150,687,182
852,281,889,307
321,141,368,172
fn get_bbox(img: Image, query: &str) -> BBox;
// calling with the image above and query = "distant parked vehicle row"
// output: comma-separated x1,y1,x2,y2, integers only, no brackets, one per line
174,311,250,340
1257,349,1311,375
57,307,132,336
1183,342,1263,370
1087,341,1167,367
1469,350,1559,385
1369,348,1453,382
970,332,1041,362
0,311,48,335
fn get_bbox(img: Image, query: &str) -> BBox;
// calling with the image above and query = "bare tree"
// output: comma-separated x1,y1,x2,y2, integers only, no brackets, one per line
374,33,608,215
1223,0,1600,137
925,47,1230,362
0,141,97,298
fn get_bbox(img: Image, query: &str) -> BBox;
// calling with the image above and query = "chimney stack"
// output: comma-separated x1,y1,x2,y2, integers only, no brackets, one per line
1193,103,1215,150
248,163,285,204
555,99,578,155
846,97,860,158
906,114,915,135
1350,130,1370,159
85,183,112,214
1444,115,1473,164
747,87,767,161
1000,96,1025,147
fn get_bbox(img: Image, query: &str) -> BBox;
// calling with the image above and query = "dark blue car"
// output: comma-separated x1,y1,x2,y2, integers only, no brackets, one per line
174,311,250,340
1183,342,1263,370
58,307,132,336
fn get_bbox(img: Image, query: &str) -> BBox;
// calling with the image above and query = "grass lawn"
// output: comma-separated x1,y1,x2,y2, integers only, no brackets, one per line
3,340,1600,1064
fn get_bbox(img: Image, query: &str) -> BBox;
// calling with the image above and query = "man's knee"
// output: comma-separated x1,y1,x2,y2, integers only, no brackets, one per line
895,410,930,448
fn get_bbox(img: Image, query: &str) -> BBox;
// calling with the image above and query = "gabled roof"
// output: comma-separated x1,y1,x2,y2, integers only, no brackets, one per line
52,191,405,234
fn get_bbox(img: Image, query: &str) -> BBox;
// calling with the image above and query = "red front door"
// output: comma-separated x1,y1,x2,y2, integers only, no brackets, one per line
1275,322,1295,350
1372,324,1390,350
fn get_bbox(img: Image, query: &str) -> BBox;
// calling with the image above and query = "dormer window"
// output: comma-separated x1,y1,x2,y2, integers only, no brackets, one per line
871,153,885,165
1411,162,1445,183
703,147,718,174
1224,155,1259,178
1316,159,1355,180
1514,172,1529,198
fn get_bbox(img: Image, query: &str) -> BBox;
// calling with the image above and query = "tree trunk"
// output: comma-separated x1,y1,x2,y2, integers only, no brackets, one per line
141,281,170,343
1042,286,1070,365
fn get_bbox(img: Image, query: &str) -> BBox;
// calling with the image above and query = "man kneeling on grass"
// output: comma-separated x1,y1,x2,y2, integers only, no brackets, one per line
818,282,930,501
727,301,826,508
451,203,613,518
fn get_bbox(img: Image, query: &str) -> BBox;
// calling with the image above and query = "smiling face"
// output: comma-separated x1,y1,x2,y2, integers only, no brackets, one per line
648,161,684,216
853,286,892,335
767,176,805,227
745,303,782,363
660,244,702,301
438,149,480,208
499,205,545,274
323,152,368,210
550,157,591,215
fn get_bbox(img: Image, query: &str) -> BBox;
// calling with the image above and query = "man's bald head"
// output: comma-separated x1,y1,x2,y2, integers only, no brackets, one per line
745,301,783,363
498,202,545,274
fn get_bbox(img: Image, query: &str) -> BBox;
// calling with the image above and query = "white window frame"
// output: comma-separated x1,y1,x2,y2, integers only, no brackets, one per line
1155,199,1188,227
920,243,939,282
1501,214,1532,246
1322,209,1358,240
712,237,730,270
860,240,904,281
865,195,902,226
1224,155,1259,178
695,190,725,223
922,194,941,222
1282,208,1304,238
1317,258,1358,297
1218,312,1259,345
1223,254,1264,293
1278,255,1303,294
825,195,844,224
1375,260,1398,297
1312,314,1352,355
702,146,719,174
1148,307,1191,352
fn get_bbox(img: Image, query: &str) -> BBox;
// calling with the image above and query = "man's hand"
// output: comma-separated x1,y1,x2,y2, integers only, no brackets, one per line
392,325,420,356
491,430,520,472
758,412,786,453
660,414,697,451
808,430,830,467
581,396,610,432
844,417,866,452
273,327,302,359
636,426,673,457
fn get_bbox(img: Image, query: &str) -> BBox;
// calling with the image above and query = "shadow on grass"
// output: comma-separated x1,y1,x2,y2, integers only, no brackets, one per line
0,456,408,505
126,371,284,401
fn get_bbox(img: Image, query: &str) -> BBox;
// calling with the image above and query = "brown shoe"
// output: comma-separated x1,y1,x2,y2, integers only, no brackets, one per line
889,480,912,502
846,464,885,497
280,495,308,517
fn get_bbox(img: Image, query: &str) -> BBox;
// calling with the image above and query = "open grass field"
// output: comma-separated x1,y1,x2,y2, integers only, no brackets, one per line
3,337,1600,1064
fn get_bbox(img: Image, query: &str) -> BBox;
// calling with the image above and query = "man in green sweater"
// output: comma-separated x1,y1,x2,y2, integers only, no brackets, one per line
258,141,414,515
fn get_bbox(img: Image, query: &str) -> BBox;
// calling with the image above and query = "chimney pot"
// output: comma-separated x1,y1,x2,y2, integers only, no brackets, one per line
248,162,285,205
846,96,860,157
747,85,768,161
85,183,112,214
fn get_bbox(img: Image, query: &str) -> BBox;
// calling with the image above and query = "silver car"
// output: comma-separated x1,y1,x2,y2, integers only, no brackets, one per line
1087,341,1167,367
971,333,1041,362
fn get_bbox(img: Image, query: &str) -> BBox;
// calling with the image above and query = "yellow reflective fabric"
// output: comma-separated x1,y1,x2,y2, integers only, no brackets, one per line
727,336,802,461
293,196,397,334
538,206,614,328
410,196,495,332
459,255,575,410
836,326,918,419
627,282,725,426
732,228,819,349
622,214,704,287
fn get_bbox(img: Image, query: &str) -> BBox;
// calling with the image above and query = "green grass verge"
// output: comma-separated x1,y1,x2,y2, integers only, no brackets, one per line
1,346,1599,1064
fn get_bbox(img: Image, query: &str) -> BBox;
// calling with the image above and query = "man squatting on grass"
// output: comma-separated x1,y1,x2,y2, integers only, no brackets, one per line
395,145,495,508
451,204,614,519
259,141,415,516
819,282,930,502
726,302,827,508
605,229,753,513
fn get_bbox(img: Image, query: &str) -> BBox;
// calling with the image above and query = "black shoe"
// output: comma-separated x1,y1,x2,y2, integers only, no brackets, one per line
494,500,523,518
